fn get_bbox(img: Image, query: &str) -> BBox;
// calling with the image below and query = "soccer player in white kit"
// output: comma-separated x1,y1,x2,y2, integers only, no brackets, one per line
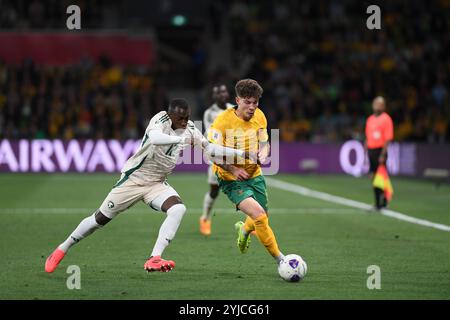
45,99,250,273
199,84,234,236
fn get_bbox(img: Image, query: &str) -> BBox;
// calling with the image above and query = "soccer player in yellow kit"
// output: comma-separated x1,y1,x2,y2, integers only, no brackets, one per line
208,79,285,265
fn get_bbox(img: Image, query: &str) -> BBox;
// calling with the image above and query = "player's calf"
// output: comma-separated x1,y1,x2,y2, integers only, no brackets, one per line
150,202,186,258
209,184,220,199
200,184,219,232
238,198,284,263
45,209,110,273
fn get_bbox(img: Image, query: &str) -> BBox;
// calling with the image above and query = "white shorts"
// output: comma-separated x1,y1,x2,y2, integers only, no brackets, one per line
207,165,219,185
99,178,180,219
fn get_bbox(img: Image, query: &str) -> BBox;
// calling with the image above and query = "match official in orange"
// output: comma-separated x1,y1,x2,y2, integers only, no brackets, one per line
365,96,394,210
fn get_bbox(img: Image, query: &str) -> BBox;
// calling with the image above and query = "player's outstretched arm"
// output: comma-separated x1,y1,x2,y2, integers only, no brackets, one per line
147,129,187,145
204,141,243,158
202,138,258,162
192,127,255,160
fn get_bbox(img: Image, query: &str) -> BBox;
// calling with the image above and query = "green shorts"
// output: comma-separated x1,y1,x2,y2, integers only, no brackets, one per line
217,175,268,212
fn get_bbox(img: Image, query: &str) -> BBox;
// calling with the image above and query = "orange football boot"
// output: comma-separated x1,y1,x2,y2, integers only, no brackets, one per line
199,217,211,236
144,256,175,272
45,248,66,273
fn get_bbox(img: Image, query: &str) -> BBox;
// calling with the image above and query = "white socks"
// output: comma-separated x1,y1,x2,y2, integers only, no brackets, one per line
151,204,186,257
58,204,187,258
201,192,216,221
58,213,102,253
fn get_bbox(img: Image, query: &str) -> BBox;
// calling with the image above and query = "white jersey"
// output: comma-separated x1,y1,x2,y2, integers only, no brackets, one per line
120,111,205,185
203,103,234,167
203,103,234,136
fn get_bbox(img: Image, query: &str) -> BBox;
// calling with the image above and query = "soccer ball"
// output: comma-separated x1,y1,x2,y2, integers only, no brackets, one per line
278,254,307,282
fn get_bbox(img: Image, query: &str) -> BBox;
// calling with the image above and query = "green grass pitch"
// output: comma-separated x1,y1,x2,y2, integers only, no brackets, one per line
0,173,449,299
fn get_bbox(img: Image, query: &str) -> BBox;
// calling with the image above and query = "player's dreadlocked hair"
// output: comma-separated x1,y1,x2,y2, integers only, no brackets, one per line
168,98,189,112
235,79,263,99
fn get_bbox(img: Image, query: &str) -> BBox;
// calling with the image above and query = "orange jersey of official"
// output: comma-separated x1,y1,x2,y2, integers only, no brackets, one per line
365,112,394,149
207,107,268,181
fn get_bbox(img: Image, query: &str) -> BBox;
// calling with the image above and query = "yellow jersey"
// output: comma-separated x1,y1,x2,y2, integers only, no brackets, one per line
207,106,269,181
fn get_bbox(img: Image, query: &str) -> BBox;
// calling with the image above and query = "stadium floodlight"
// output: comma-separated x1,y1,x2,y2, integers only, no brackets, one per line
171,14,187,27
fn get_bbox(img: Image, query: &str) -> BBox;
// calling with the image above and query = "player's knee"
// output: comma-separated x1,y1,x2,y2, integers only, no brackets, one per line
249,210,266,220
246,203,266,219
94,209,112,226
239,198,266,219
161,195,183,212
210,186,219,198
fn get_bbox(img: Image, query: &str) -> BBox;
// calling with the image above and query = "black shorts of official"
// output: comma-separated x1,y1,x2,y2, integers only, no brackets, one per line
368,148,387,173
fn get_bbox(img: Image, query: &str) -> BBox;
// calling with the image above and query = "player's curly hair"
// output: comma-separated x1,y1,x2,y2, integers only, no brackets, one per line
235,79,263,99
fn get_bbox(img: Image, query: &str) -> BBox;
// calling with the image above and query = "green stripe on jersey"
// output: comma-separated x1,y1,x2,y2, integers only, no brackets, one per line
113,155,148,188
141,133,149,147
165,144,176,156
159,114,170,122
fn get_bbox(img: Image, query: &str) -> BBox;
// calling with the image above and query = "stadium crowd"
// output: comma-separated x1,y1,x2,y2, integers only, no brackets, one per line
0,0,448,143
226,0,449,143
0,58,169,140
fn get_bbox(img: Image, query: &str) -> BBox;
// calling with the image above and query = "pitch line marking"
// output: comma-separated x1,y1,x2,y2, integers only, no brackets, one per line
0,207,360,215
266,177,450,232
